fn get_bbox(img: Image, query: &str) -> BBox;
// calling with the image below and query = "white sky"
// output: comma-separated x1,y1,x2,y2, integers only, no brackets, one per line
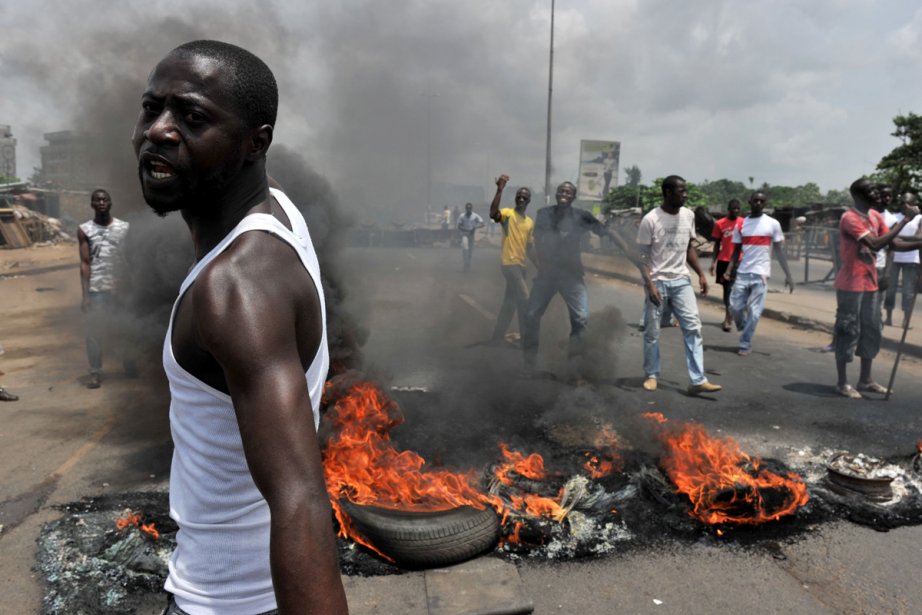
1,0,921,219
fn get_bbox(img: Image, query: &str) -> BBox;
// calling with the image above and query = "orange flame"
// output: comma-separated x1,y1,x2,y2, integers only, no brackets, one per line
660,424,809,525
115,511,159,539
321,380,492,555
321,379,591,552
494,442,546,485
642,412,668,424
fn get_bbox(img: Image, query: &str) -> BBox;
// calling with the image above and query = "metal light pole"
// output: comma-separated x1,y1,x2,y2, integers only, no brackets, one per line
421,89,439,223
544,0,555,204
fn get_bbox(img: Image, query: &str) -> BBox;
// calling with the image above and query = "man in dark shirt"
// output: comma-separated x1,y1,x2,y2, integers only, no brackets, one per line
522,181,638,378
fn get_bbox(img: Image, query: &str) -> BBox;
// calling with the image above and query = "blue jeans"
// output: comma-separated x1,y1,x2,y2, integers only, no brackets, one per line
885,262,919,316
643,278,706,385
522,273,588,370
728,273,768,352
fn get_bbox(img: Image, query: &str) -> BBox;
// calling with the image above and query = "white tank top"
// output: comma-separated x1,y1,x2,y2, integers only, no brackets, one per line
163,188,329,615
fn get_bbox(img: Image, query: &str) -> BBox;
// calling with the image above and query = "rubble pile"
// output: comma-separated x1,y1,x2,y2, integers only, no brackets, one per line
37,492,175,615
10,204,74,245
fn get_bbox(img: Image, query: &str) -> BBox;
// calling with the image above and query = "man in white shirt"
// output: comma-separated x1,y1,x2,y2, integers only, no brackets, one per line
885,192,921,328
636,175,721,395
725,192,794,356
457,202,485,271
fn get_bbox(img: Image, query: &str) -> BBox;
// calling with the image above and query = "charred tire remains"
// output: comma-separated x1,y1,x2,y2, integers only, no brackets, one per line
340,500,501,568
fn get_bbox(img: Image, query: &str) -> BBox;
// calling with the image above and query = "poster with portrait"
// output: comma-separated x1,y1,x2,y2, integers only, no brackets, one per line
577,140,620,202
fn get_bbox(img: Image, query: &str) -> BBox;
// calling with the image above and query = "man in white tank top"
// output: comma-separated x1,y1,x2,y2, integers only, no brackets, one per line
132,40,348,615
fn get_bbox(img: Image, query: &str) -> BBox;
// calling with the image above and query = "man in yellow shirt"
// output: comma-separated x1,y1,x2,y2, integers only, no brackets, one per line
489,174,536,344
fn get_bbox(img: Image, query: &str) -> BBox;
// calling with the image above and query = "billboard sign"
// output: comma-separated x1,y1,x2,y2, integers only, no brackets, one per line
577,140,620,202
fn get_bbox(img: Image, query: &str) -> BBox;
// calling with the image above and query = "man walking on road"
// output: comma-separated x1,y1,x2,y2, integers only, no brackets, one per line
457,202,484,271
709,199,743,331
636,175,721,395
133,40,347,613
488,174,534,344
834,178,921,399
78,189,132,389
725,192,795,356
523,181,639,379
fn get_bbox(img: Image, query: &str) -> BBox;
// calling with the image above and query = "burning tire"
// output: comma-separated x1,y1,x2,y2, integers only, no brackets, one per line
340,501,500,568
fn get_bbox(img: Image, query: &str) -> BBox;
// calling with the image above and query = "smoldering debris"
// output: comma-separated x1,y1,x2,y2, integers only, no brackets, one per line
37,492,175,615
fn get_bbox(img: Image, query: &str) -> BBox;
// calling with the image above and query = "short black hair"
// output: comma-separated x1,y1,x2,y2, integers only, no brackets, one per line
91,188,110,199
170,40,278,128
728,198,741,208
661,175,685,196
850,177,874,199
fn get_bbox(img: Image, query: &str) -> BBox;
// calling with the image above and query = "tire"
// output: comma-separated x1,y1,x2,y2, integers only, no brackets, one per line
339,501,501,568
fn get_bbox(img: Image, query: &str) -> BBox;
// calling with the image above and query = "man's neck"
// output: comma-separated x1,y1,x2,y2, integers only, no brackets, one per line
183,167,270,260
94,213,112,226
853,201,872,216
661,203,680,215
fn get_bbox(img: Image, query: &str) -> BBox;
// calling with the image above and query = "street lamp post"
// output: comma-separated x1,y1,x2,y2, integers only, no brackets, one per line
544,0,555,204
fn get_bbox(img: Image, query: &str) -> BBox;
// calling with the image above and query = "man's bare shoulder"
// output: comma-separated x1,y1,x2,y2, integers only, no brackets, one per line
196,231,309,306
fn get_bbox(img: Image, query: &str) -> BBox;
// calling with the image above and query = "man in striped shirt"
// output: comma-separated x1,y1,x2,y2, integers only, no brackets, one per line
725,191,794,356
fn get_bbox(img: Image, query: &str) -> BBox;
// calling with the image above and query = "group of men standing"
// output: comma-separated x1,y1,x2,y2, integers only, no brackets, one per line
484,173,730,393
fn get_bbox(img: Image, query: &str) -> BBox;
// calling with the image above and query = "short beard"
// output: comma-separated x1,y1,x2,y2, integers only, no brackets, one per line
140,164,238,218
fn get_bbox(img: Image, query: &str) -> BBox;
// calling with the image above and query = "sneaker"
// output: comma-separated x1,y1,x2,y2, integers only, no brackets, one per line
737,348,751,356
688,380,722,395
643,377,657,391
0,387,18,402
87,373,101,389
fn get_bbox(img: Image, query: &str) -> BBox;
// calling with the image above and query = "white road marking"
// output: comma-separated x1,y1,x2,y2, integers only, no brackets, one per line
458,293,496,321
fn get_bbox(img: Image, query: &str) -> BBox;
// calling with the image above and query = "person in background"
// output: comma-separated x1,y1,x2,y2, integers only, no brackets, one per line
488,174,535,345
833,178,921,399
457,202,485,271
709,199,743,331
884,192,920,328
725,192,795,356
77,189,132,389
636,175,722,395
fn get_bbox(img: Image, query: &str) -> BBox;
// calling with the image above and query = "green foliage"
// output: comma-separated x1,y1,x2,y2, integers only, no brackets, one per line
604,175,844,214
877,112,922,195
0,175,20,184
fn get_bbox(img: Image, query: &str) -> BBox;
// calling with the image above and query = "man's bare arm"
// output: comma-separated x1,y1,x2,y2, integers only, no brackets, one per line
637,243,661,306
773,241,795,293
725,244,742,282
195,241,348,615
78,228,91,311
489,175,509,223
686,241,708,295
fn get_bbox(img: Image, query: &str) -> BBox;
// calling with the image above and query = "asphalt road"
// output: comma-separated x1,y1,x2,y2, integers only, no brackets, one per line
339,244,922,615
3,243,922,614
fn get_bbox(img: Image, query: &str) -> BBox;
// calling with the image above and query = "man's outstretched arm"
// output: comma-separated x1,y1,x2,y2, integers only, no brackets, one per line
195,242,348,615
773,241,795,292
489,175,509,223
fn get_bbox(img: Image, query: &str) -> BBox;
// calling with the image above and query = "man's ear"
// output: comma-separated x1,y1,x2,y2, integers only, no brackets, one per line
246,124,274,161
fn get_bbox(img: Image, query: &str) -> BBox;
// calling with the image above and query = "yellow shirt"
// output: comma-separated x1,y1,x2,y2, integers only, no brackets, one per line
498,207,534,266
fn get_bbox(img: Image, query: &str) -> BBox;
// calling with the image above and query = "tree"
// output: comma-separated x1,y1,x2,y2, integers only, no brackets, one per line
877,112,922,194
624,165,642,187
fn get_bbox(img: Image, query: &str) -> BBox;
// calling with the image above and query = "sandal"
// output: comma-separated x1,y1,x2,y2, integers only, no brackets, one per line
836,384,863,400
856,381,889,395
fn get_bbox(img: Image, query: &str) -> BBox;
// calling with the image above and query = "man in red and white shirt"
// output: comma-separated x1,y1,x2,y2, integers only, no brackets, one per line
833,178,921,399
710,199,743,331
725,192,794,356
